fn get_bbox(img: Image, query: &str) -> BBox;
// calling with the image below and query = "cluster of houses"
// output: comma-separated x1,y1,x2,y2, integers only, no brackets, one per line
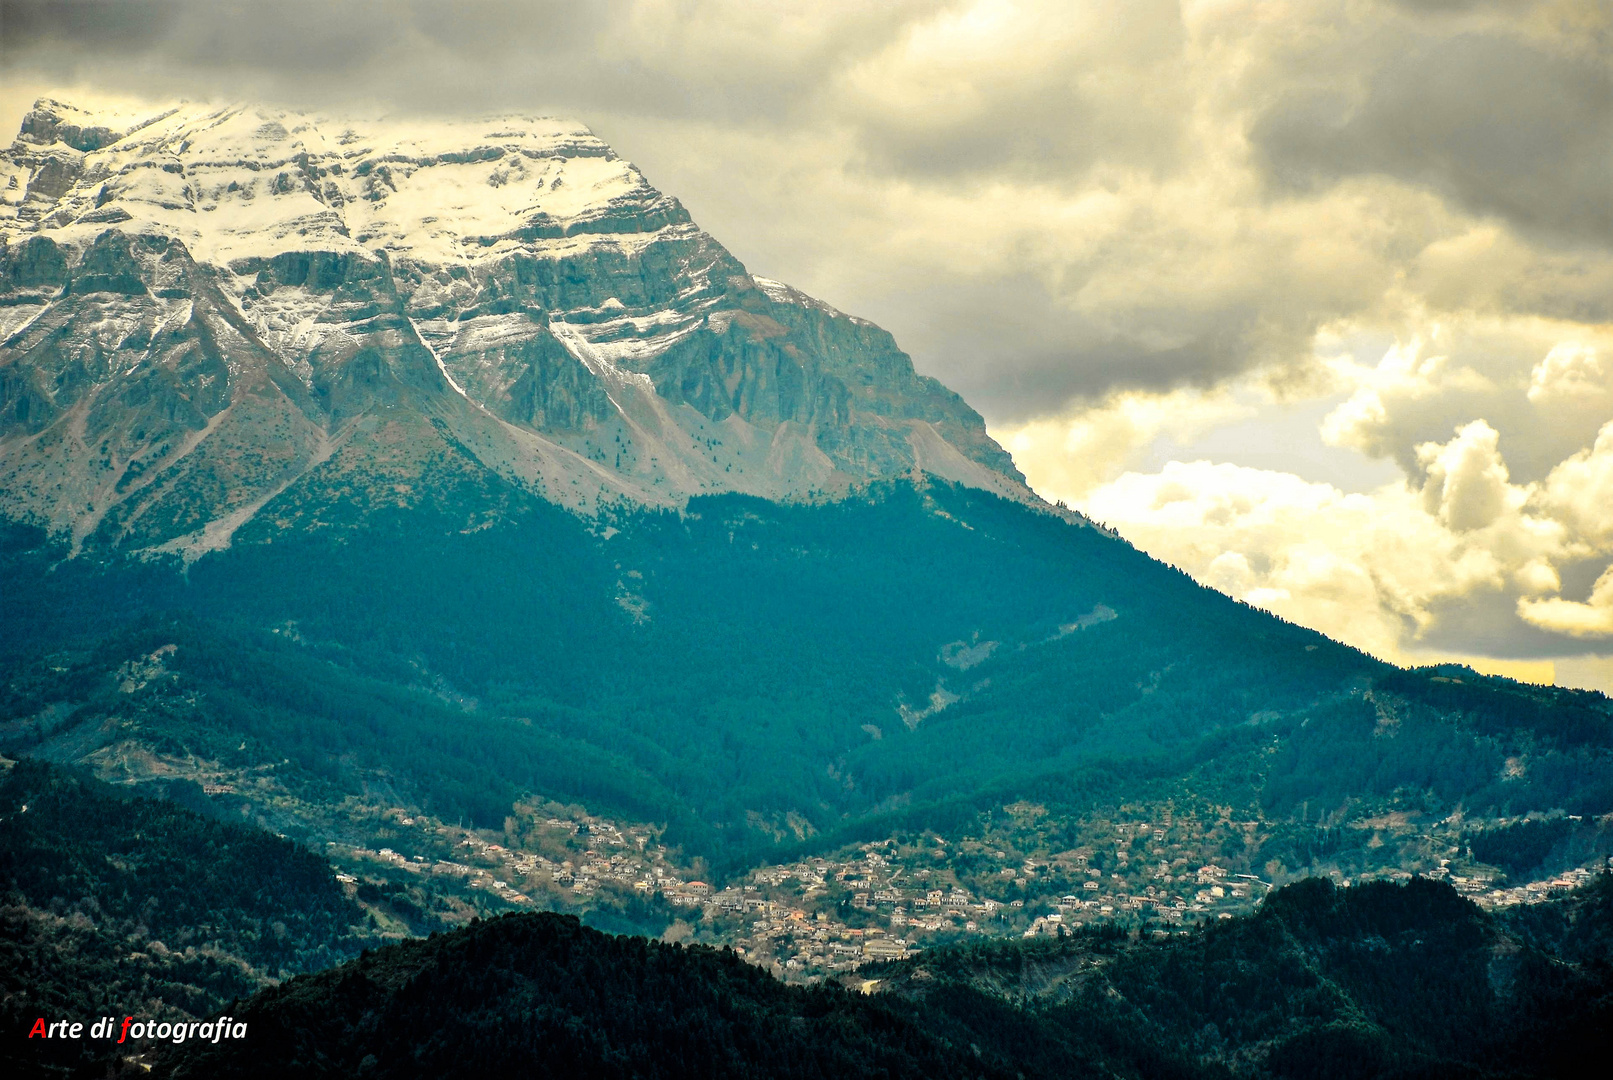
333,805,1286,974
328,800,1611,980
1458,862,1605,908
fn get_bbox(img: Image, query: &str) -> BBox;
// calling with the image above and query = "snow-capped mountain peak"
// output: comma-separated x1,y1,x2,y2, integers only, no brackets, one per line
1,98,1033,556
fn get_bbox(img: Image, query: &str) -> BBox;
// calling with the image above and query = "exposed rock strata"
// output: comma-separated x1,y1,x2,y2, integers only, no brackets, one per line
0,98,1039,555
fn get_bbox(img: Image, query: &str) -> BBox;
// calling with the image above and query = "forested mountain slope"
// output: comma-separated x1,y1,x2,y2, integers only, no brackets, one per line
3,479,1610,874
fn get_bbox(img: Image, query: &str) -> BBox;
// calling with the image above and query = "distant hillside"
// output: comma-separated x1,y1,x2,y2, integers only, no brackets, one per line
4,481,1609,875
0,758,368,1079
151,876,1613,1079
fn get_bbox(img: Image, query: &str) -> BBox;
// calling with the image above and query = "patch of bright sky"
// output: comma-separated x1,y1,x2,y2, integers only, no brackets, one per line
1134,389,1402,496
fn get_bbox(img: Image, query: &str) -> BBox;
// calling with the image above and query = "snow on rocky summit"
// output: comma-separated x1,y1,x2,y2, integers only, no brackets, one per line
0,98,1033,555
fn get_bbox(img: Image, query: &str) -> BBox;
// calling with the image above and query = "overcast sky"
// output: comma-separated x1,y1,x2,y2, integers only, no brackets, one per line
4,0,1612,688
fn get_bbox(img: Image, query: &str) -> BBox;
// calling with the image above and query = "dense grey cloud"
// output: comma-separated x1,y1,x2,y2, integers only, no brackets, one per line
839,0,1193,183
0,1,907,123
1252,27,1613,245
830,271,1262,417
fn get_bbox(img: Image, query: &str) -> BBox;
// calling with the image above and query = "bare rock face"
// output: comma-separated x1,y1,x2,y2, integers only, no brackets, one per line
0,98,1036,556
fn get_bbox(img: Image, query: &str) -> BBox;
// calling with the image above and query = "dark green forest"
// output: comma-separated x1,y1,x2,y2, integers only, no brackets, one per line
149,875,1612,1080
157,910,1009,1080
3,481,1609,871
865,874,1613,1079
0,759,367,1079
1468,819,1573,879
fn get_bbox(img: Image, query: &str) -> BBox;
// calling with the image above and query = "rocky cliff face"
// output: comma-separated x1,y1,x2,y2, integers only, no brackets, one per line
0,98,1033,555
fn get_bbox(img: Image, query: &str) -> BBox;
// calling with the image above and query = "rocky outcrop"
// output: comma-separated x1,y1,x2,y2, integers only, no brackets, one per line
0,98,1042,554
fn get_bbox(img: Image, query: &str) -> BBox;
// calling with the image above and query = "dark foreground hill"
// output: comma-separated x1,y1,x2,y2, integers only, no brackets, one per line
155,910,1008,1080
149,876,1612,1080
0,758,368,1079
866,874,1613,1079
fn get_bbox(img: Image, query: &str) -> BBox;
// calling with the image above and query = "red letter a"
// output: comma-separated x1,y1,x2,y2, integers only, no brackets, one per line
29,1018,47,1038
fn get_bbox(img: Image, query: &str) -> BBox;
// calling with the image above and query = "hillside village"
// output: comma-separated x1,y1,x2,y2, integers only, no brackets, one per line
326,795,1611,980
